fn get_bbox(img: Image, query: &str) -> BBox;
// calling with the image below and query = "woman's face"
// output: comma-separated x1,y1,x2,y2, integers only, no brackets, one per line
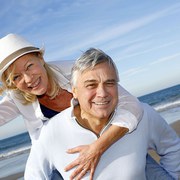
10,53,49,95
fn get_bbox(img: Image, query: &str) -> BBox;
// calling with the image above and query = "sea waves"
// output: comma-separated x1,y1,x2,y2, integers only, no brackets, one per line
154,98,180,112
0,145,31,160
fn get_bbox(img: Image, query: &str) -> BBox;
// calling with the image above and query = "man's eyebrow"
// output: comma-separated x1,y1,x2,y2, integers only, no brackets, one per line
84,79,117,84
106,79,117,82
84,79,97,83
105,79,118,83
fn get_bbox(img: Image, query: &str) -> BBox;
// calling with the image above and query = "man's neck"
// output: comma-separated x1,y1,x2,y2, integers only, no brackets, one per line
74,105,110,136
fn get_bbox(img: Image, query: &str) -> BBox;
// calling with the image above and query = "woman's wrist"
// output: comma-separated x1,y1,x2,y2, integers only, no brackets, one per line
92,125,129,154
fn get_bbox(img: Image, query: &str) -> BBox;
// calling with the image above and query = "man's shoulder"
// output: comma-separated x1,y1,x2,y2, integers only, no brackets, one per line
52,106,72,120
37,107,73,144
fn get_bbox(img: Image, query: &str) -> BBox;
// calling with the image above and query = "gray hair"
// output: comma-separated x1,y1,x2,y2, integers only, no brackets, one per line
71,48,119,86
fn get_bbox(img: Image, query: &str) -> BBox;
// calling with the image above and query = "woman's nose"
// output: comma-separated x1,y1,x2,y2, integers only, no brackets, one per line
23,73,33,83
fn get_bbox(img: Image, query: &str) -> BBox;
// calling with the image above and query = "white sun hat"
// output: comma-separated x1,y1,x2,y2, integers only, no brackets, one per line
0,33,44,80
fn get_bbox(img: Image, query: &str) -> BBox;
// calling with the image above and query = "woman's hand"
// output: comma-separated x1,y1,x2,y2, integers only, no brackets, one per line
64,126,128,179
64,144,102,180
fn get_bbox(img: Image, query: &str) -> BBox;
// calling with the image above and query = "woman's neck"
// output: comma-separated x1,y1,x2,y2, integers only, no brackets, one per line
38,89,73,112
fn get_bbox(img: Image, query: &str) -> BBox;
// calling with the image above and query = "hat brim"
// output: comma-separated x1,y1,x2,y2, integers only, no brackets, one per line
0,47,44,80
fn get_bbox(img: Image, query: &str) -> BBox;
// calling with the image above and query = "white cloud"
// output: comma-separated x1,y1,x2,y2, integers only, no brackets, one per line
52,2,180,59
116,40,180,62
150,53,180,65
120,67,147,78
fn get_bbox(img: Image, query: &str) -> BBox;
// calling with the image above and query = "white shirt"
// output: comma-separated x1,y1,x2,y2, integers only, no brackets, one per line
25,103,180,180
0,60,143,141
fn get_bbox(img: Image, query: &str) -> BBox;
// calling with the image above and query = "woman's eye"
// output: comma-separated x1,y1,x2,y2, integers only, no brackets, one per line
27,63,33,70
13,75,20,81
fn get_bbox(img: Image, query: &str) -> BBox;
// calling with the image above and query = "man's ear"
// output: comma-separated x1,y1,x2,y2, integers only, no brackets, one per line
72,86,78,99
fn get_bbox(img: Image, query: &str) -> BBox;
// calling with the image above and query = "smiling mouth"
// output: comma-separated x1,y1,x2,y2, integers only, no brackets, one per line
28,78,40,89
94,101,109,105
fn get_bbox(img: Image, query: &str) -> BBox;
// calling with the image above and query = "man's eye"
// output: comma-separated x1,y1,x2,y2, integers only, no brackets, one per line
106,82,116,86
86,84,96,88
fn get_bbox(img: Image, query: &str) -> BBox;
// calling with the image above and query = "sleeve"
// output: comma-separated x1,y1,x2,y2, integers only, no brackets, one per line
49,60,75,78
24,141,53,180
147,104,180,179
0,93,21,126
111,84,143,133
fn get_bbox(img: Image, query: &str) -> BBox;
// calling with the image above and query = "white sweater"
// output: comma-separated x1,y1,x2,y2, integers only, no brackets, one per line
24,103,180,180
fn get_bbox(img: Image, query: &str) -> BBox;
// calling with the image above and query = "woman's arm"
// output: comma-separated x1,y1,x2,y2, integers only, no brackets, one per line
65,126,128,180
0,93,20,125
112,84,143,132
65,84,143,180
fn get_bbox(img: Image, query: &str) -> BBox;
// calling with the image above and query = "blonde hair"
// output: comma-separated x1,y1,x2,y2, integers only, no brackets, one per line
0,54,59,104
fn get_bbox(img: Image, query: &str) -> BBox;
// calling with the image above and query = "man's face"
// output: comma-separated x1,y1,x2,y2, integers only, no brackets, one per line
73,62,118,121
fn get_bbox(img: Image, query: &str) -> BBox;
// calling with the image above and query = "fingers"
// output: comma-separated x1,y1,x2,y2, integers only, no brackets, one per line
66,162,96,180
64,159,79,172
70,167,89,180
89,168,95,180
68,163,95,180
65,144,99,179
69,166,83,180
75,169,89,180
72,167,95,180
66,145,85,154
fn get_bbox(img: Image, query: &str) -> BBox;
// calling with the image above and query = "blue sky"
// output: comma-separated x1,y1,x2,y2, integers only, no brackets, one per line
0,0,180,139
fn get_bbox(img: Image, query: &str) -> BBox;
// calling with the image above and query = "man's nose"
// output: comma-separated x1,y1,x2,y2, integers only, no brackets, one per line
96,85,107,97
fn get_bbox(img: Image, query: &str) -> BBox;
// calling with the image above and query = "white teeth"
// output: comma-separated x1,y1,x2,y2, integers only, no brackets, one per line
94,101,109,105
30,78,40,88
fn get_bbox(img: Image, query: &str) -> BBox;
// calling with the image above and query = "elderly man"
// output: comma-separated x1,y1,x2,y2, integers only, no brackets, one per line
25,48,180,180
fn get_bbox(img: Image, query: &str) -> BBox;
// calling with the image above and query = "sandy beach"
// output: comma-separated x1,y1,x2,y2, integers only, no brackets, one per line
149,120,180,162
170,120,180,135
3,120,180,180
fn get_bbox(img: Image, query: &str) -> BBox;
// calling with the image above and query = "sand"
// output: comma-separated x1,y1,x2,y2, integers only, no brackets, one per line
170,120,180,135
149,120,180,162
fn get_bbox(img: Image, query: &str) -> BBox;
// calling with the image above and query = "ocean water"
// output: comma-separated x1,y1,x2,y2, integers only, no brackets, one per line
139,84,180,124
0,133,31,179
0,84,179,179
